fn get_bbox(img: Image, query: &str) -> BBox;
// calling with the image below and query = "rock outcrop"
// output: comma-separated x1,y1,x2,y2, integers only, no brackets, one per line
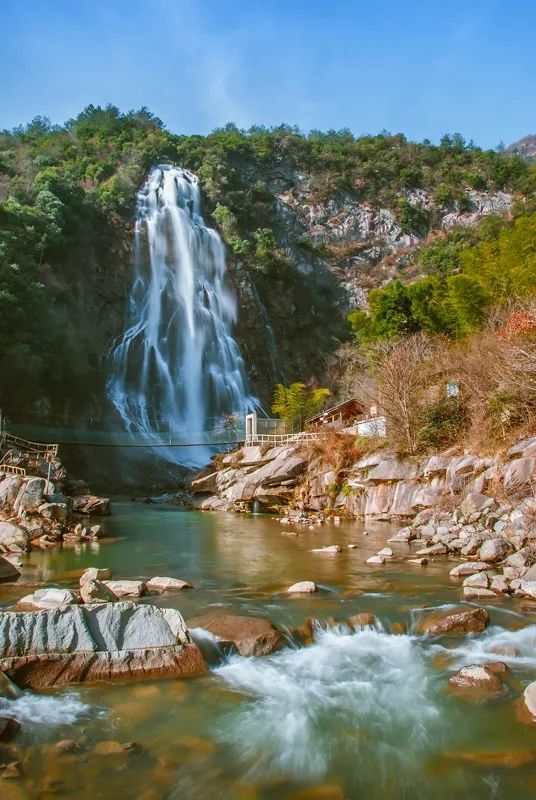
0,602,206,688
187,612,285,657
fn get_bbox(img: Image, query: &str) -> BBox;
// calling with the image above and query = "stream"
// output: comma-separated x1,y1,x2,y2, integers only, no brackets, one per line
1,502,536,799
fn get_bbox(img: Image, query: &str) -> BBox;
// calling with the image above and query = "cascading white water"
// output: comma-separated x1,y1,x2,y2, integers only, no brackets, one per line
107,165,254,465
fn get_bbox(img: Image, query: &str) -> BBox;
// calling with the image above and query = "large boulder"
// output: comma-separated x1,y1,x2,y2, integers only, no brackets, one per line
187,613,285,657
415,606,489,636
367,459,418,483
0,521,28,553
459,492,495,516
0,602,205,688
72,495,111,516
0,475,24,506
0,555,21,581
503,458,536,489
14,477,46,514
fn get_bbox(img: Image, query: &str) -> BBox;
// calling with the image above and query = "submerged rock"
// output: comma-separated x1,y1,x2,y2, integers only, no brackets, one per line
0,602,205,688
187,613,285,657
310,545,341,554
415,606,490,636
449,664,504,693
287,581,317,594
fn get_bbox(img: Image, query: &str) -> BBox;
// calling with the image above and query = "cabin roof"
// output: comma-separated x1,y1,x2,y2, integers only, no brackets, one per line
307,397,364,424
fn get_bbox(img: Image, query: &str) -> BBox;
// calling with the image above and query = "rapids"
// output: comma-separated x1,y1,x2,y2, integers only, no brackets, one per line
2,505,536,799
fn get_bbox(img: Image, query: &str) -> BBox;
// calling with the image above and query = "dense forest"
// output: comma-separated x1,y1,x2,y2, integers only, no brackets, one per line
1,104,535,429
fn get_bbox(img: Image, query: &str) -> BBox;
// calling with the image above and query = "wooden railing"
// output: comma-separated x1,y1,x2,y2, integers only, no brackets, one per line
1,433,58,462
245,431,329,446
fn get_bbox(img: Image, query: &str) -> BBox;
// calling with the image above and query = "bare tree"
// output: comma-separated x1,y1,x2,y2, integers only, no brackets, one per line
368,333,436,454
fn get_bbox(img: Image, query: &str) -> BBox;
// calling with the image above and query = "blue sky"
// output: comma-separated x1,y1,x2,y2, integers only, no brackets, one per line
1,0,534,148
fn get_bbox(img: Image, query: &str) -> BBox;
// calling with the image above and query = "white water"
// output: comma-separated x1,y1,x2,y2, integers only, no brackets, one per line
108,165,254,465
214,625,443,782
0,691,91,727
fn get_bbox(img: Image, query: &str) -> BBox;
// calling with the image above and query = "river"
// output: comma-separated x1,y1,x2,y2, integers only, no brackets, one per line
1,503,536,799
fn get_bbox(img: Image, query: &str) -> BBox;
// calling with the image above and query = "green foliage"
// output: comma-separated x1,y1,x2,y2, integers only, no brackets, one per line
396,198,430,236
271,382,331,428
418,397,467,450
354,213,536,342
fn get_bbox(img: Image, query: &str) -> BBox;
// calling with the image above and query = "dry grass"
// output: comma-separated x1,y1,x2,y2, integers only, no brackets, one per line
300,431,372,474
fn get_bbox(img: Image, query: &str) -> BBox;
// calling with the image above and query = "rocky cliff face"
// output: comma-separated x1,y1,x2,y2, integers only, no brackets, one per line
224,172,513,400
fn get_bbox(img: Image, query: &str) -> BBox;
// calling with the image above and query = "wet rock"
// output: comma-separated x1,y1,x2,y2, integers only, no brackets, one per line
348,613,376,628
50,739,78,755
103,580,146,598
146,577,193,592
415,543,447,556
72,495,111,516
0,718,20,743
366,555,385,565
37,502,70,523
479,539,508,563
0,602,205,688
0,522,28,553
80,567,112,586
524,681,536,721
449,664,504,693
449,562,489,578
310,545,341,554
484,661,509,674
17,587,79,610
377,547,393,557
390,622,408,634
408,557,428,566
80,580,117,604
463,586,498,600
93,740,142,756
388,528,414,543
187,613,284,657
287,581,317,594
0,556,20,581
415,606,489,636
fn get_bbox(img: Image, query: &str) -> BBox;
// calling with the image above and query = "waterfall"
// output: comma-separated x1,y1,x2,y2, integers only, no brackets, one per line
107,165,255,466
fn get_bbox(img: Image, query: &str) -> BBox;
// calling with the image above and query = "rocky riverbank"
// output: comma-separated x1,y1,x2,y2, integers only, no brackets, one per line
0,471,111,572
189,434,536,606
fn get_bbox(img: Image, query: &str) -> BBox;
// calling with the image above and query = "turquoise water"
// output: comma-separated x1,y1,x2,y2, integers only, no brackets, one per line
1,503,536,799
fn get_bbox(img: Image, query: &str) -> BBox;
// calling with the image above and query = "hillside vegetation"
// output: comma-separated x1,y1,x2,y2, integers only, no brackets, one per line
1,104,535,423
